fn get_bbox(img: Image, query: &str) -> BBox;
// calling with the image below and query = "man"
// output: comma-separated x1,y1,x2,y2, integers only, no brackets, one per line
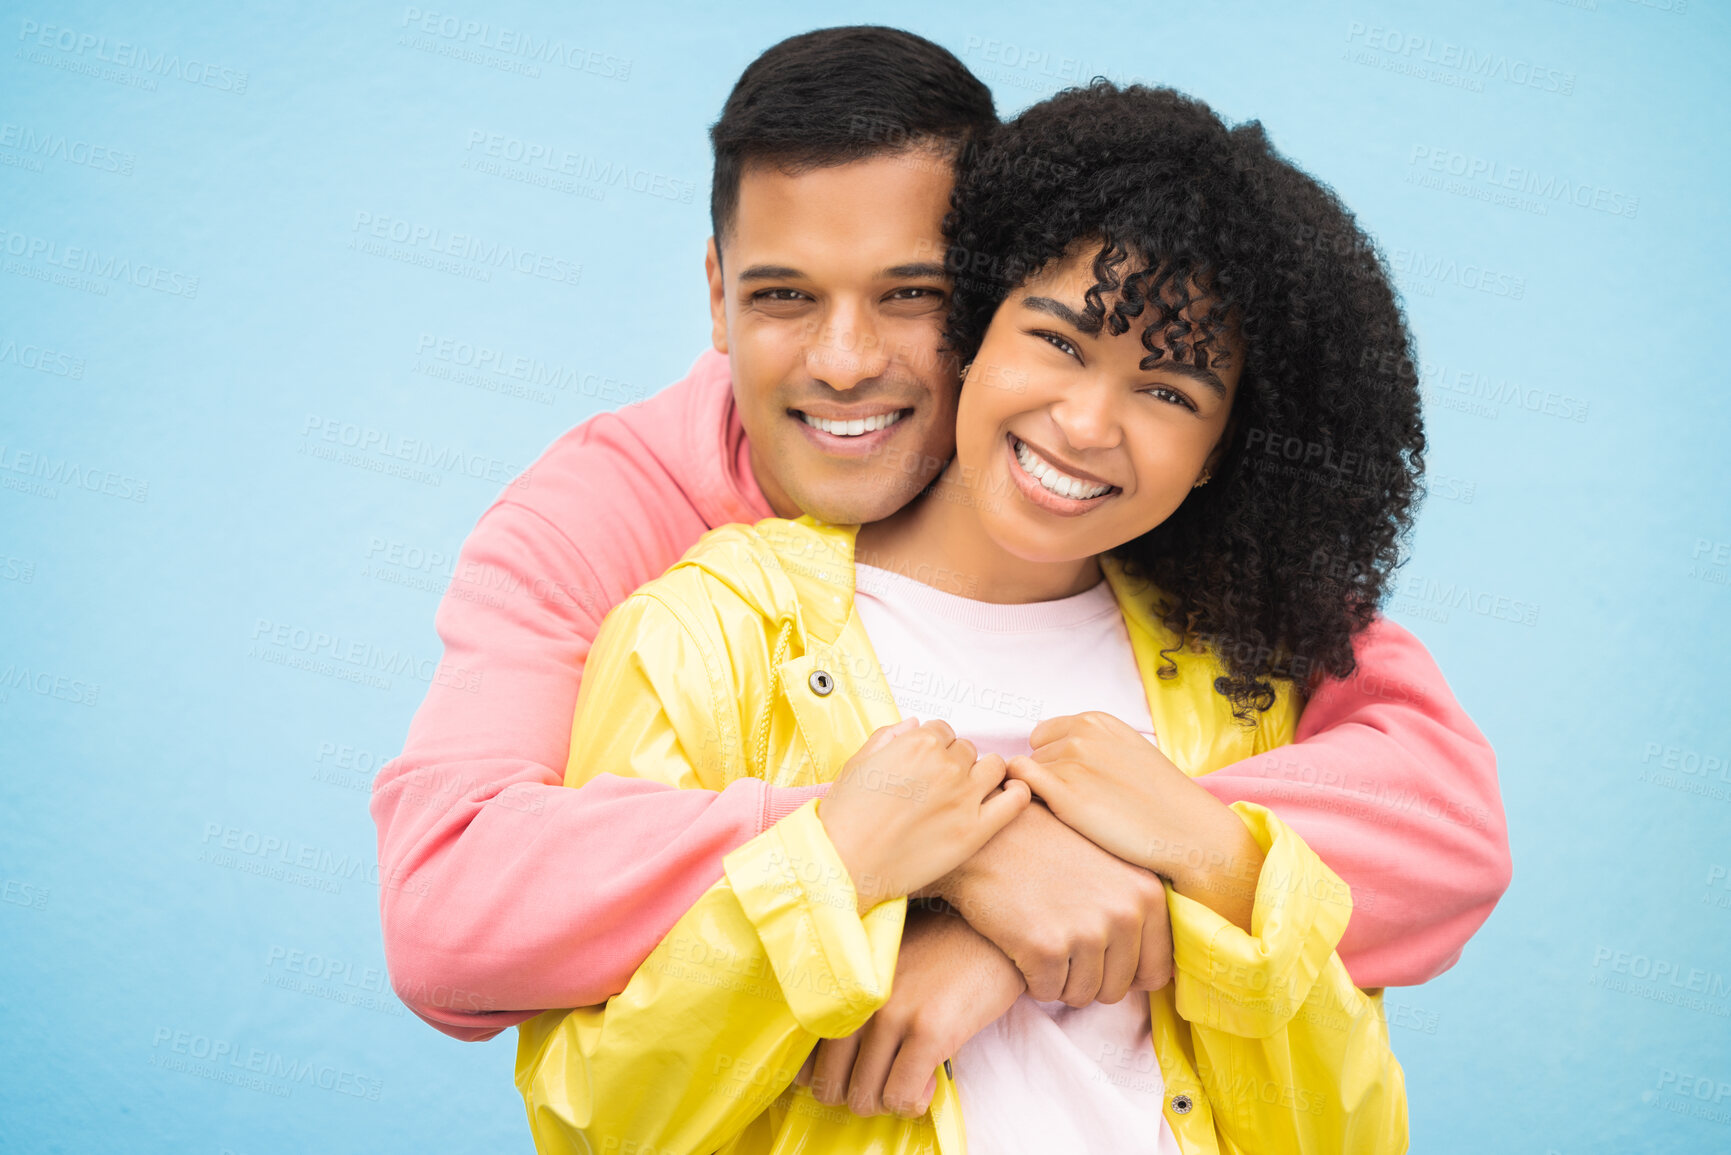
370,24,1509,1110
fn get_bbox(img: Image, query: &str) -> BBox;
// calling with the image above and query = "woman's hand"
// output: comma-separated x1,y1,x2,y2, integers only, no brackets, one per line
820,718,1032,913
1005,712,1266,932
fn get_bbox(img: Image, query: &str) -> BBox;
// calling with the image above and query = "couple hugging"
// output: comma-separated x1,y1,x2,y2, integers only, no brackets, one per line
370,24,1511,1155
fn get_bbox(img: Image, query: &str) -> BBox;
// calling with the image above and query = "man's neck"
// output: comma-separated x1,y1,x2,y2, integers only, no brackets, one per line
854,462,1102,605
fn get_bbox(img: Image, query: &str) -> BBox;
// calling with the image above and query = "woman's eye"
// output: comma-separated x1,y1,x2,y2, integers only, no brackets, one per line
1145,386,1196,412
1035,330,1080,359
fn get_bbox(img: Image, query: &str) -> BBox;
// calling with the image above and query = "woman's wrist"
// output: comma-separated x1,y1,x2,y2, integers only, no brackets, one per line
1149,794,1265,933
816,795,895,915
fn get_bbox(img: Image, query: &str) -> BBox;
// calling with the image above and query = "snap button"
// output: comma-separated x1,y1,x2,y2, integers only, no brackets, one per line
1170,1093,1193,1115
808,670,835,696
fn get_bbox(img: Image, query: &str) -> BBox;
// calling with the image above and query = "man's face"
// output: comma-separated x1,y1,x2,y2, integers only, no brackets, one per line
707,148,960,524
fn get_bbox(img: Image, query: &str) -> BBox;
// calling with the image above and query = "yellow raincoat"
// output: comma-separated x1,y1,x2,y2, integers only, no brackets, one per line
516,517,1407,1154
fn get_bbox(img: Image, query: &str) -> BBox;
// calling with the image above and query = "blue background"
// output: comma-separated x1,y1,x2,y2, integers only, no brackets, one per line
3,1,1727,1151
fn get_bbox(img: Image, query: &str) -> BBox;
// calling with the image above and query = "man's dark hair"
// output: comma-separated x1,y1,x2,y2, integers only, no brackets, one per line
946,82,1426,719
709,26,996,247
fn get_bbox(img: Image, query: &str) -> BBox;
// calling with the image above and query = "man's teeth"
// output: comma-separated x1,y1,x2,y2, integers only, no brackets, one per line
1014,438,1111,500
801,410,907,437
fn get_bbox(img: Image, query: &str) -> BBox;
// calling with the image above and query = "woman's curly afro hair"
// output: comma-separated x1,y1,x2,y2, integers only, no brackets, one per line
945,82,1425,718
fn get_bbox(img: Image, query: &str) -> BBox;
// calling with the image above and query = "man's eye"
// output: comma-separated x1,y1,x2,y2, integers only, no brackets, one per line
752,289,807,303
887,287,944,301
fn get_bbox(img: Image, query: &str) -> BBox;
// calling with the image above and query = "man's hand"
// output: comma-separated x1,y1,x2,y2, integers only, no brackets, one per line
796,908,1025,1119
927,800,1173,1007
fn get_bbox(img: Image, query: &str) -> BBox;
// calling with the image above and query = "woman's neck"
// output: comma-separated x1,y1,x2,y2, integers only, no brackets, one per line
854,460,1104,604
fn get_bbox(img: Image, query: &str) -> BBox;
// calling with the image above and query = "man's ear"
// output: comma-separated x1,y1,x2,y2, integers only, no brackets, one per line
705,237,728,356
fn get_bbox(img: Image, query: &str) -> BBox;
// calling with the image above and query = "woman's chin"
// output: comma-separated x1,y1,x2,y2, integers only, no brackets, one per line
981,521,1108,569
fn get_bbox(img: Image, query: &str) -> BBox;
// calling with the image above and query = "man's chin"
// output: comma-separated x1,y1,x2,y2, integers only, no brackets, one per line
787,474,932,526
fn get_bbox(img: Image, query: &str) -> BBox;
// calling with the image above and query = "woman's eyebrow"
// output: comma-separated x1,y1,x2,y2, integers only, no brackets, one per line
1021,294,1228,398
1020,295,1094,330
1147,358,1228,399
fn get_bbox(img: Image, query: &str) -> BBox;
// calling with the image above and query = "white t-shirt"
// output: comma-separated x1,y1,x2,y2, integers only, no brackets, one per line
853,563,1182,1155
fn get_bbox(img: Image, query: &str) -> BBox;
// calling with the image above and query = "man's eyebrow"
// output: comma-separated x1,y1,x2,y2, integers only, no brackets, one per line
1020,294,1229,398
882,262,950,280
737,262,951,283
737,264,805,283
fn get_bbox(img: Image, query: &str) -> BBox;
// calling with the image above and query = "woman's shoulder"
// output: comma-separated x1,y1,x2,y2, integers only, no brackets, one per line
616,515,855,641
1100,556,1301,765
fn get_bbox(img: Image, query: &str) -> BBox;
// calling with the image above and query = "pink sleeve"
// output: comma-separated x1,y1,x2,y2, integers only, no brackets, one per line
369,500,826,1041
1196,617,1512,988
368,358,822,1042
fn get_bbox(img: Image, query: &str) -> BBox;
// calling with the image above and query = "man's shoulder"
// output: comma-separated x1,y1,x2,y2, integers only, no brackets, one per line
487,349,760,544
520,349,730,492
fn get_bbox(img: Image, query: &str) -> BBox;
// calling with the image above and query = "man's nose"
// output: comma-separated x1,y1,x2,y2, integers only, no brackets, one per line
803,301,891,391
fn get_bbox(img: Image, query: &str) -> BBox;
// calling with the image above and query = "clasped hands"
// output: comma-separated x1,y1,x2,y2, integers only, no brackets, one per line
810,712,1267,1119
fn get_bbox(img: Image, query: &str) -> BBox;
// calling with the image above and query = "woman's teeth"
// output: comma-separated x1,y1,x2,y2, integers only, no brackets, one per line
1014,437,1112,500
801,410,907,437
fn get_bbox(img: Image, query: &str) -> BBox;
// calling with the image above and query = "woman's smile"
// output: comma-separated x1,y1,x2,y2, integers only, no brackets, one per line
1005,433,1119,515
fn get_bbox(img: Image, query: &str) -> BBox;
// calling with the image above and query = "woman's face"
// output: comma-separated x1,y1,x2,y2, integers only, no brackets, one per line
954,246,1242,565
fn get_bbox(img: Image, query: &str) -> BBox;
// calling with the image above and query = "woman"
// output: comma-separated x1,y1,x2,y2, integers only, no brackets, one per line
516,81,1422,1154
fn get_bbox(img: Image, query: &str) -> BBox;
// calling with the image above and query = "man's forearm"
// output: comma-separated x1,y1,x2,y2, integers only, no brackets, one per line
370,369,790,1037
1195,616,1510,987
373,755,821,1038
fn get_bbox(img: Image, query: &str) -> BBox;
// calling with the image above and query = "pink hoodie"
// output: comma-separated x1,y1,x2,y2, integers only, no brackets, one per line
369,350,1511,1042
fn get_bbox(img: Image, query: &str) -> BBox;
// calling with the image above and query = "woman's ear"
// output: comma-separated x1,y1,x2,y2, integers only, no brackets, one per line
1204,408,1241,478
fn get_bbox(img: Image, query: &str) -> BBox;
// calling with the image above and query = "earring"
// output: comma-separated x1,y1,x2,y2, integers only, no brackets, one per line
1192,468,1212,489
959,361,972,382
